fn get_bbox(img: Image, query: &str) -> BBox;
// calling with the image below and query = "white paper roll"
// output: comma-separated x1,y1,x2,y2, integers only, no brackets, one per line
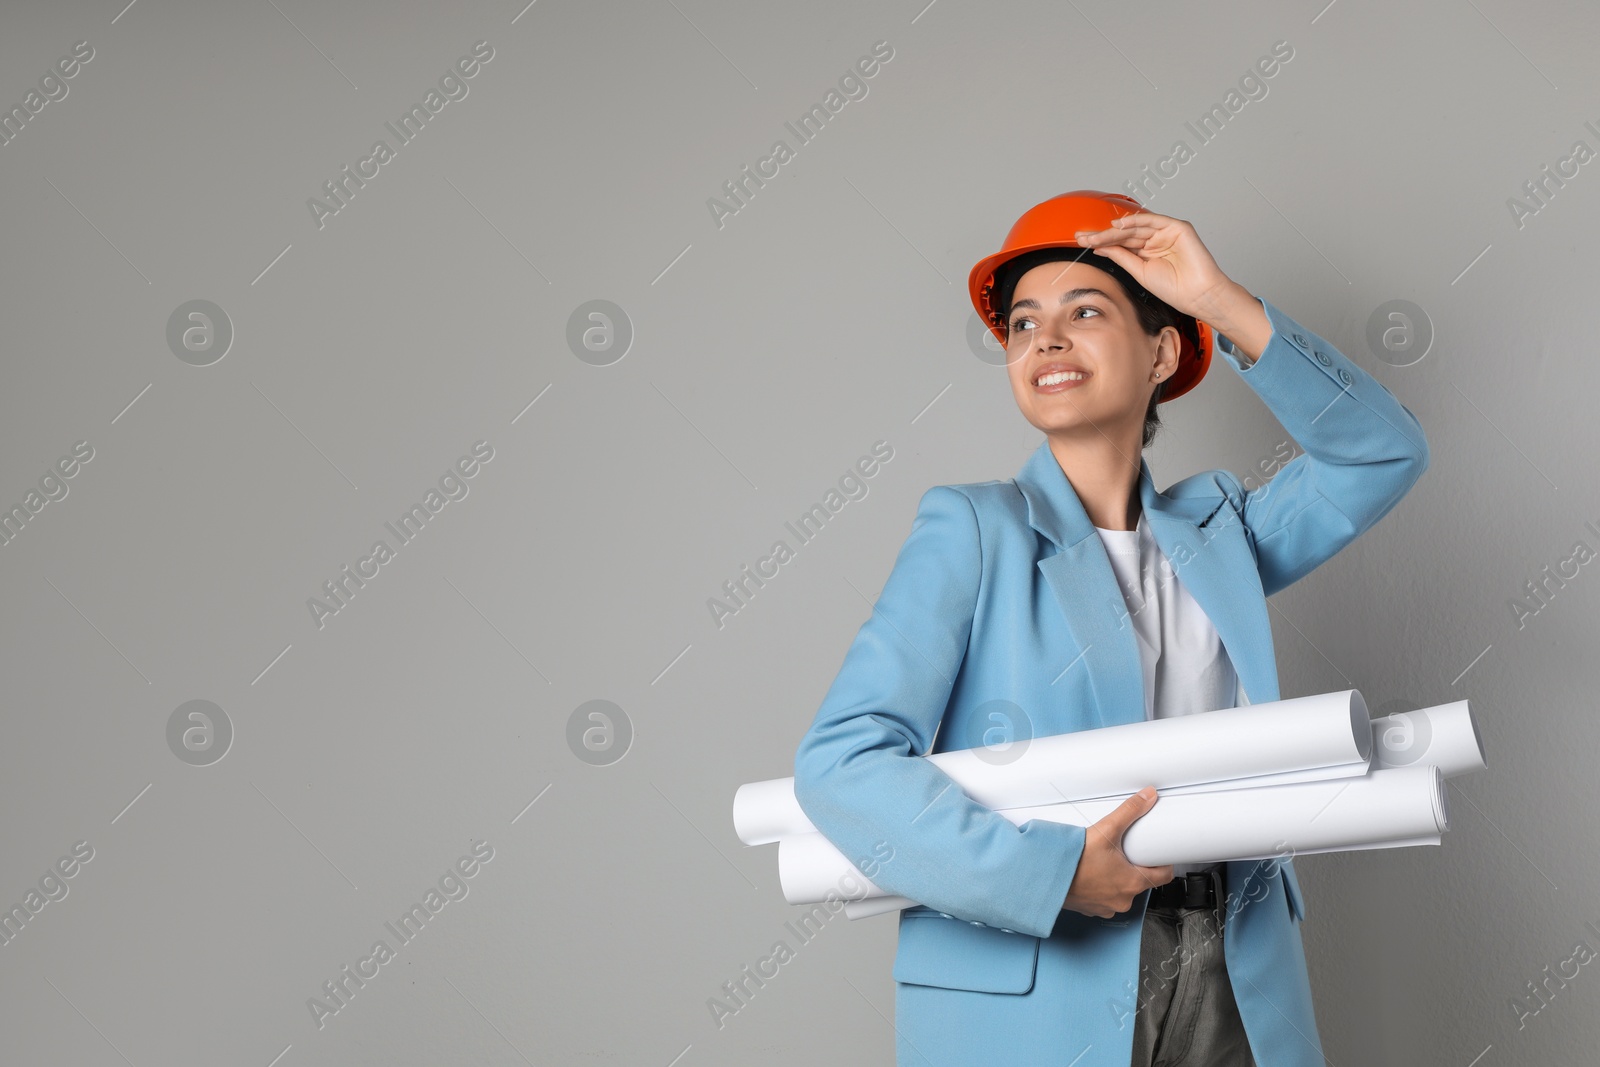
737,689,1374,846
840,833,1444,921
1371,700,1485,777
779,765,1448,907
841,894,920,921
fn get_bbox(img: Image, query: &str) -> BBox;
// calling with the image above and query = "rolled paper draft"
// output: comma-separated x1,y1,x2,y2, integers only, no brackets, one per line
736,689,1375,846
842,894,921,921
1371,700,1485,777
826,704,1486,920
778,764,1448,907
840,832,1445,921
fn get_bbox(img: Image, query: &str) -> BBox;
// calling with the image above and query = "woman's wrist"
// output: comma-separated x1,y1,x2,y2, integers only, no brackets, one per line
1194,281,1271,365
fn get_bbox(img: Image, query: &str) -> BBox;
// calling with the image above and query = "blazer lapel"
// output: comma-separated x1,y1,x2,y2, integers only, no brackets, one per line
1016,441,1144,730
1014,440,1280,733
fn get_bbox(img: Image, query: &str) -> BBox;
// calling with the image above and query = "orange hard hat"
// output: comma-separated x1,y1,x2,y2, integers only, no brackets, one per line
968,190,1212,403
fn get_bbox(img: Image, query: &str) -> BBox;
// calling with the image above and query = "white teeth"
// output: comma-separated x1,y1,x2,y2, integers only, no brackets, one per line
1037,371,1088,386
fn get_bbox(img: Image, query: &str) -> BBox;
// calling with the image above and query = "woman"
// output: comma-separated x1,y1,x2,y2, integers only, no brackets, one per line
791,191,1429,1066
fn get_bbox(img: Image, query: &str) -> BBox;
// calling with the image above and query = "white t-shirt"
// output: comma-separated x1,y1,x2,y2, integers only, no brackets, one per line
1094,512,1238,878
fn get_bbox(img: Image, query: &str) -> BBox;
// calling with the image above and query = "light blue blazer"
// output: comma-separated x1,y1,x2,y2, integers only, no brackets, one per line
792,297,1429,1066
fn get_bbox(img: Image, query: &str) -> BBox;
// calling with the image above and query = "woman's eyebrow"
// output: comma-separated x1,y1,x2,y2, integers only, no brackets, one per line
1009,287,1113,312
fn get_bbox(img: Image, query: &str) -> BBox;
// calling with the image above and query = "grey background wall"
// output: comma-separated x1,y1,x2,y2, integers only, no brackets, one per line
1,0,1595,1063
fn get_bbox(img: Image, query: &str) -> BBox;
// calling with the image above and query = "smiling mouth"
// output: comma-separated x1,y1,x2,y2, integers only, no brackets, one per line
1034,369,1090,393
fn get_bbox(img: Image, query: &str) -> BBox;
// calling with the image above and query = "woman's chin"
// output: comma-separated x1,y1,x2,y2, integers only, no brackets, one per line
1021,408,1133,440
1022,406,1095,433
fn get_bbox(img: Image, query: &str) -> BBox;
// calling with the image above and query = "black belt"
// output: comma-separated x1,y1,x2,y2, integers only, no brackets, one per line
1147,869,1218,910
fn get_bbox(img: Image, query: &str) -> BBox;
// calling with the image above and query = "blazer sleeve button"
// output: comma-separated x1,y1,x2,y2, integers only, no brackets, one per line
1338,368,1353,384
1316,351,1333,366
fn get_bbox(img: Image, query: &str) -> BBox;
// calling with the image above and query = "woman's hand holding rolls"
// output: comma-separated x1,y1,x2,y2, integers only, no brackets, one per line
1061,786,1176,919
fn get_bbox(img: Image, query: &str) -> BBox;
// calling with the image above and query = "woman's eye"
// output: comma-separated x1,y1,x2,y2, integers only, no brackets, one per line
1009,306,1099,333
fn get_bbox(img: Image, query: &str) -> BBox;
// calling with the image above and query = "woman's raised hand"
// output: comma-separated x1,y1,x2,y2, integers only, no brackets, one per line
1074,212,1236,323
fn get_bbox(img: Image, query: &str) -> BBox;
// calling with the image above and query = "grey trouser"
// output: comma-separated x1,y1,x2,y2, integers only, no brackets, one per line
1129,867,1256,1067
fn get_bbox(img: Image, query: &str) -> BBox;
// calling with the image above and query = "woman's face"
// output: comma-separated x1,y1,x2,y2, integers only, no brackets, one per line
1001,259,1180,440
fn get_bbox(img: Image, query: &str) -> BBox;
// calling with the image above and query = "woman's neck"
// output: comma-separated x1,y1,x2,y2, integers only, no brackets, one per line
1045,434,1144,532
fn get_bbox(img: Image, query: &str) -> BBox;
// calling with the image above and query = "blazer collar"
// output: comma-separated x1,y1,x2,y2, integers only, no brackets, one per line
1013,438,1279,728
1014,437,1218,548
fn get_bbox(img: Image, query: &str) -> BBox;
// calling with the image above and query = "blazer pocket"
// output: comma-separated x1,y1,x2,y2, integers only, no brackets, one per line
892,912,1040,994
